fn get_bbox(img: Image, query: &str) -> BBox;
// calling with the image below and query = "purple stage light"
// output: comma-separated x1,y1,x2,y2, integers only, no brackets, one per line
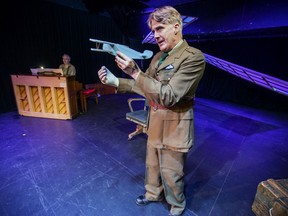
204,53,288,96
141,12,287,97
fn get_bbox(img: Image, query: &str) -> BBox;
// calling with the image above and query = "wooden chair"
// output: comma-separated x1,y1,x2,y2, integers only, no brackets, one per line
80,83,116,112
95,83,116,96
126,98,149,140
80,84,99,112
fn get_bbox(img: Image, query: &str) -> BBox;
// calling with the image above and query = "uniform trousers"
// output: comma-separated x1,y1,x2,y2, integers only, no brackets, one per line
144,143,187,215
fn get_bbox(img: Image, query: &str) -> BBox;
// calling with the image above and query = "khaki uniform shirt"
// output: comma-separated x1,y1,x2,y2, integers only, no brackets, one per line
118,40,205,152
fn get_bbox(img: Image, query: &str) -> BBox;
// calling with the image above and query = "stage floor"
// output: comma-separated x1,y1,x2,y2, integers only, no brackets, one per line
0,93,287,216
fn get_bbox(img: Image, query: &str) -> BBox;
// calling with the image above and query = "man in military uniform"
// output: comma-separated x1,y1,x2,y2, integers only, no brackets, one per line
98,6,205,216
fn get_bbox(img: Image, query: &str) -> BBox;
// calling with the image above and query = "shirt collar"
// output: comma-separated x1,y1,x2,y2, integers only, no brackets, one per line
168,39,184,55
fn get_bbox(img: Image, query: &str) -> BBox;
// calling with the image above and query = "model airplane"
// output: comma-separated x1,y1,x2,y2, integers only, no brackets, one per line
89,38,153,59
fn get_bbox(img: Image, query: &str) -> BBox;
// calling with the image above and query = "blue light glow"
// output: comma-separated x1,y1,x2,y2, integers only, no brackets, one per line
204,53,288,96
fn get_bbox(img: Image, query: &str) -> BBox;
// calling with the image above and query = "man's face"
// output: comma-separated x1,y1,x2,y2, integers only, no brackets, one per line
151,19,179,52
62,55,70,64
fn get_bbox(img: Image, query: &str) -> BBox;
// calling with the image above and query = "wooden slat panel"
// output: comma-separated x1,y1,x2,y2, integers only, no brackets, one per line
11,75,79,119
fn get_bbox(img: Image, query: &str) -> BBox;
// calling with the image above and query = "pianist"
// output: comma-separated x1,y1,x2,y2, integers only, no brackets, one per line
59,53,76,76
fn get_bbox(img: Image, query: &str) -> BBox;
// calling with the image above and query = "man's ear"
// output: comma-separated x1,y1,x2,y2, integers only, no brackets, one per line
174,23,180,34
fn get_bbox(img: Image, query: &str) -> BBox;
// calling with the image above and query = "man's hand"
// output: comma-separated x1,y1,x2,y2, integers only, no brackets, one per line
115,51,140,79
97,66,119,87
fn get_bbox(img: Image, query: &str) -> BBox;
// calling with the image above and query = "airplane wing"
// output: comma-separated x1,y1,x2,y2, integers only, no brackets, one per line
89,38,116,45
89,38,153,59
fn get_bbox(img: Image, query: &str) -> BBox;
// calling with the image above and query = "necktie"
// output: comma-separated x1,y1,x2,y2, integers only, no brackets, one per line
158,52,168,66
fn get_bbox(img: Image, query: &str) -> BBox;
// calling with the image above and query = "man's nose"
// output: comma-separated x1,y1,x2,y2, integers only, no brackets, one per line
154,32,159,39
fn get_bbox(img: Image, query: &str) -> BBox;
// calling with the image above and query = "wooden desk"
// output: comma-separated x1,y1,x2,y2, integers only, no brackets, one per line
11,74,80,120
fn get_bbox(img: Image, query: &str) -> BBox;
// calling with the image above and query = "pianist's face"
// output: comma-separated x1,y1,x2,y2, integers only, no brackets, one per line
62,55,71,65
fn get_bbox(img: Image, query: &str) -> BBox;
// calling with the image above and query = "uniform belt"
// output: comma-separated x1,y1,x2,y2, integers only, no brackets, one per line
149,101,167,110
149,98,194,111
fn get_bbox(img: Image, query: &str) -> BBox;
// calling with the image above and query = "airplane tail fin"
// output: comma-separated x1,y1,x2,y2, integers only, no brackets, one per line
143,50,153,59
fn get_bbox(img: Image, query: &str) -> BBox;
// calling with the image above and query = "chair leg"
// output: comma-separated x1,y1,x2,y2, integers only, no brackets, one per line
83,96,87,112
95,90,99,104
128,125,144,140
80,94,87,112
95,94,98,104
80,93,85,112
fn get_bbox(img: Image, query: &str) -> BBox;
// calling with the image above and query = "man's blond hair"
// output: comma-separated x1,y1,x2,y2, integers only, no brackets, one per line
147,6,183,32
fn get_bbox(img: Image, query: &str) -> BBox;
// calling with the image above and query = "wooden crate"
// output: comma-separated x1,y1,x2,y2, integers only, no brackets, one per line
252,178,288,216
11,75,79,120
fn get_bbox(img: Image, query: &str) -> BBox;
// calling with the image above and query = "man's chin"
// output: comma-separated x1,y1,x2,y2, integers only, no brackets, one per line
158,44,167,51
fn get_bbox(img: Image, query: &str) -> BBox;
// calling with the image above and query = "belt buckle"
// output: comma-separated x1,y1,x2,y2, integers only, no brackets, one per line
152,103,158,111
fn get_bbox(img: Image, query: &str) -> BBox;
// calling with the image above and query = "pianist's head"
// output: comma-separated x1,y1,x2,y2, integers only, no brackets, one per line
62,54,71,65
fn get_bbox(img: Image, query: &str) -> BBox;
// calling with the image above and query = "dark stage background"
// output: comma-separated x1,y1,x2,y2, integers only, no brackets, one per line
0,0,287,113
